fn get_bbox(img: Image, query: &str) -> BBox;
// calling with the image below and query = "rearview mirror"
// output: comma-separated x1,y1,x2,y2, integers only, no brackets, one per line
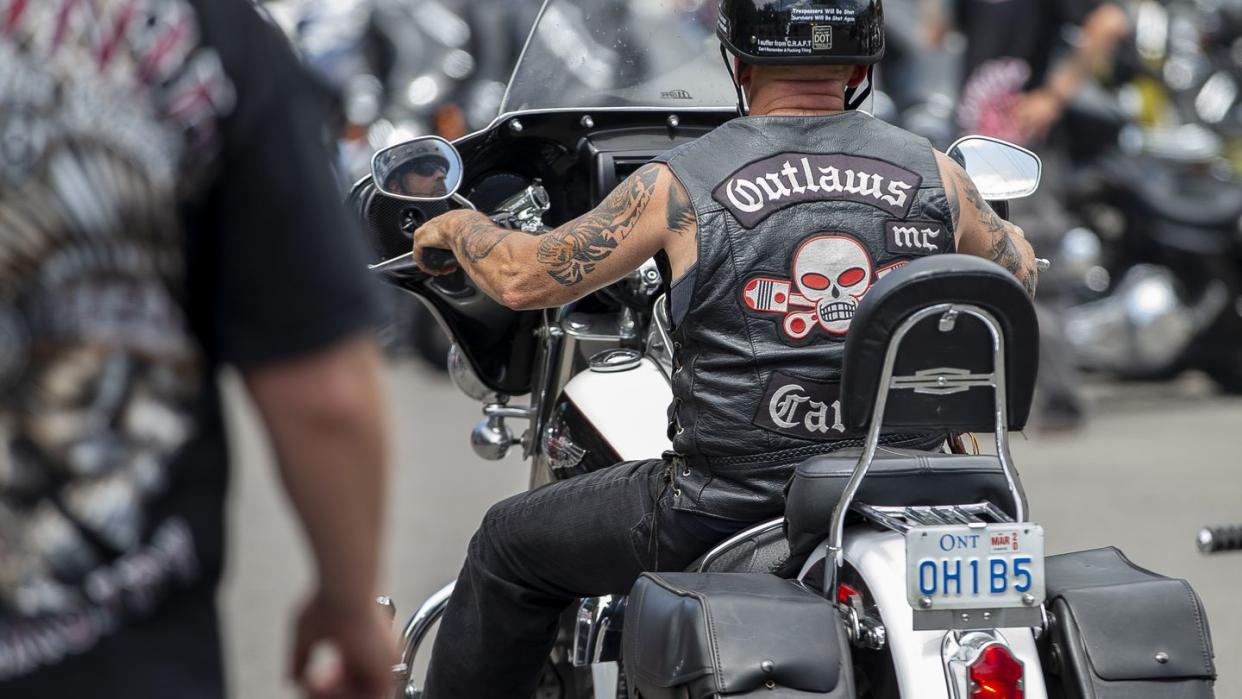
948,136,1042,201
371,136,464,201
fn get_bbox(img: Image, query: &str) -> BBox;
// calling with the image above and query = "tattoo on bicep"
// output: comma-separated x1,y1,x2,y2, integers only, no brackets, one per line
946,176,962,231
536,164,661,286
955,171,1036,296
455,218,513,264
665,175,696,236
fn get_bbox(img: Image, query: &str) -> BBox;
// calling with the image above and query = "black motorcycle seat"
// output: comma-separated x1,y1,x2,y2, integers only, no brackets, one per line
784,447,1019,566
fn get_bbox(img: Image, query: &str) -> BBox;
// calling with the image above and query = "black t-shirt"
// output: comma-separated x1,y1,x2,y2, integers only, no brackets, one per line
0,0,381,683
954,0,1103,136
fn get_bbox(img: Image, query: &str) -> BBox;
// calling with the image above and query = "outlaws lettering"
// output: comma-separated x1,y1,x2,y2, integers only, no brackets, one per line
713,153,922,228
742,234,907,343
753,373,849,440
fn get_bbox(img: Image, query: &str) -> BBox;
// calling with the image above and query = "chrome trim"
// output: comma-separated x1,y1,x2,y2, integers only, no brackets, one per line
529,307,569,464
588,348,643,373
450,192,477,211
368,250,415,271
942,630,1023,699
946,135,1044,201
647,294,676,380
572,596,607,667
916,607,1042,632
696,517,784,572
826,304,1029,597
853,502,1014,535
572,595,626,668
891,368,996,396
396,582,455,699
482,403,535,420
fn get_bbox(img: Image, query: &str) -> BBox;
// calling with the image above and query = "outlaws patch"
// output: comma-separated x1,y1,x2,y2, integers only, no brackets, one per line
713,153,922,228
753,373,850,441
742,234,906,343
885,220,951,256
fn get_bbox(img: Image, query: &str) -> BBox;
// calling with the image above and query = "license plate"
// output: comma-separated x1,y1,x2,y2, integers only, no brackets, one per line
906,523,1045,611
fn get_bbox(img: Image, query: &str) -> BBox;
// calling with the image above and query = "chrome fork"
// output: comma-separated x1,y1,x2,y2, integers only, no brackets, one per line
381,583,456,699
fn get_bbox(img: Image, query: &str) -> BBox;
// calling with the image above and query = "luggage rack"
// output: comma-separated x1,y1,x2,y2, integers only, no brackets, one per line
853,501,1014,534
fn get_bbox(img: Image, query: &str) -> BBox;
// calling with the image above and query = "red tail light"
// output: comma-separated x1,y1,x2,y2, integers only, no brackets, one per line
969,644,1024,698
836,582,861,605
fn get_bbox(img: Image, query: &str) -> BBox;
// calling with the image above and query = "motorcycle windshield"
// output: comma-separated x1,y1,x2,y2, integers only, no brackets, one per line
499,0,737,114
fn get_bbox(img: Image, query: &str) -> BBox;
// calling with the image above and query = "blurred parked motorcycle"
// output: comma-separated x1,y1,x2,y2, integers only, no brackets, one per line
1053,0,1242,392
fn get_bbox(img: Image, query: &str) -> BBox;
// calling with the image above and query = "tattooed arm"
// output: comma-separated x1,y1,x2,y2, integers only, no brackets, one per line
935,151,1039,297
412,163,697,310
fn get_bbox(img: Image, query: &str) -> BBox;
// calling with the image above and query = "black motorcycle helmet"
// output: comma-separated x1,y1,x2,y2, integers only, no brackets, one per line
717,0,885,112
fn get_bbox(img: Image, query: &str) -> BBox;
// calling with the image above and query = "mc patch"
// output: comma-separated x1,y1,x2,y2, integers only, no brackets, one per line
885,220,952,256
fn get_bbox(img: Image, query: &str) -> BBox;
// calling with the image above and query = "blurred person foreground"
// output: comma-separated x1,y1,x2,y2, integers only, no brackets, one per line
0,0,394,697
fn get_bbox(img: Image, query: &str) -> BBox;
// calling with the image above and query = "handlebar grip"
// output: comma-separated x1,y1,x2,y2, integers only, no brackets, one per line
420,248,458,272
1197,525,1242,553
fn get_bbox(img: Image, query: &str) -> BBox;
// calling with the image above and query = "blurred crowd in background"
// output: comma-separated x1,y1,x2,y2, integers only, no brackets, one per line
258,0,1242,430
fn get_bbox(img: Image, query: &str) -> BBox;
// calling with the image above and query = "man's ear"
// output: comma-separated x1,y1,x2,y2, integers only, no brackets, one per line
847,64,869,87
737,60,753,88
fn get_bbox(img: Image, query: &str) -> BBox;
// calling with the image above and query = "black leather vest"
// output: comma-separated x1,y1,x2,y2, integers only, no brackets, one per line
654,112,954,519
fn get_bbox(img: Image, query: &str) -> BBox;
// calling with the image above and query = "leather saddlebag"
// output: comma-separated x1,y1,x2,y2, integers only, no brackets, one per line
1042,547,1216,699
623,572,853,698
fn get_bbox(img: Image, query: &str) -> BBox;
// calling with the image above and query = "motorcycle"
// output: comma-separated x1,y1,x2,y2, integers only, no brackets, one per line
356,1,1218,696
1054,0,1242,392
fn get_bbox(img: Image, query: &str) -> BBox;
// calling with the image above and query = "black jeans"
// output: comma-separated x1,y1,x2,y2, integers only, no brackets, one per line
422,459,759,698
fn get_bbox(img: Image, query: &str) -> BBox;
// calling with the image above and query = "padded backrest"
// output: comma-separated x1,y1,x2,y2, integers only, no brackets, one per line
841,255,1038,432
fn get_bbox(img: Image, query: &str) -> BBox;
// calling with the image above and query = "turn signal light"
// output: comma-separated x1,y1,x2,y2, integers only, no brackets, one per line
969,644,1024,698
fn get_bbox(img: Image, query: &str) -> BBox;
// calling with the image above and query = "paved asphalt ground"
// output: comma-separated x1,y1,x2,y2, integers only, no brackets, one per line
220,360,1242,698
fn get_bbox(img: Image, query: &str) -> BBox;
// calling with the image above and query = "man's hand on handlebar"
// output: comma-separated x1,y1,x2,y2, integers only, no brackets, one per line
412,209,489,276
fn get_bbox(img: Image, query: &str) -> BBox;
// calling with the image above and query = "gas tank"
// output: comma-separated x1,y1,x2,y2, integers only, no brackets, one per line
543,350,673,480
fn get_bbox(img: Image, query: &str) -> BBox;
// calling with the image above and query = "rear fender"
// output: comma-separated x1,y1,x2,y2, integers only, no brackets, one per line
802,527,1049,699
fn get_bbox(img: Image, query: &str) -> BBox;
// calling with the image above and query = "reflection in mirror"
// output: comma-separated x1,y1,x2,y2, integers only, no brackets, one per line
948,136,1042,201
372,136,463,201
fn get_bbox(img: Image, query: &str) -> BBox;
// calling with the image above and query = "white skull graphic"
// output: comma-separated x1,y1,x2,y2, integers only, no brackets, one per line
792,235,874,335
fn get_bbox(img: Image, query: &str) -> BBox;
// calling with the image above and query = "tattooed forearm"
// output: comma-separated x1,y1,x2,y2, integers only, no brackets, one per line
956,171,1007,238
536,164,660,286
665,175,696,236
955,170,1037,296
453,216,512,264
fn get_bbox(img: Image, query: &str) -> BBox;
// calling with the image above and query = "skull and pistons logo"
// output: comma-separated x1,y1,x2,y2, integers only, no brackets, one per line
742,234,905,342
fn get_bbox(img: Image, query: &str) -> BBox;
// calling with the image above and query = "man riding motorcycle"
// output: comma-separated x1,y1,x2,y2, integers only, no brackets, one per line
409,0,1039,695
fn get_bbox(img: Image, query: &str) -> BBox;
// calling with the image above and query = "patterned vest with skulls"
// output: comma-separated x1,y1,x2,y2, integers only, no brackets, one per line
654,112,954,508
